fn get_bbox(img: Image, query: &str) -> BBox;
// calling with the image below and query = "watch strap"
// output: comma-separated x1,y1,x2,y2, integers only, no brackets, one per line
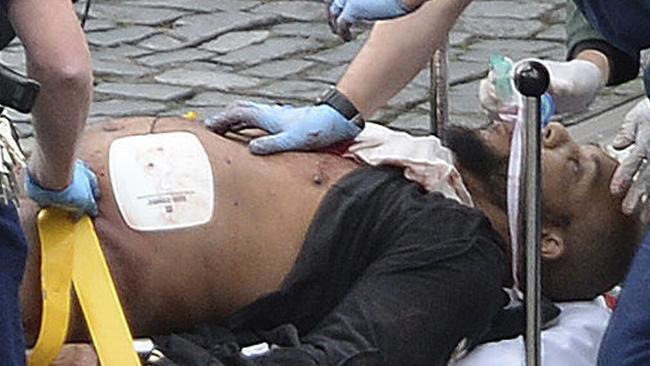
316,87,365,128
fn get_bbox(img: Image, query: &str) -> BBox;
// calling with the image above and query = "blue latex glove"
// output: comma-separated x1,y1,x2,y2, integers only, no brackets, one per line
328,0,411,41
26,159,101,218
610,99,650,223
205,101,362,155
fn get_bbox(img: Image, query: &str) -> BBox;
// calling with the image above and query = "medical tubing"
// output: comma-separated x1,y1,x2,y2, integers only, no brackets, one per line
490,54,514,103
490,55,555,127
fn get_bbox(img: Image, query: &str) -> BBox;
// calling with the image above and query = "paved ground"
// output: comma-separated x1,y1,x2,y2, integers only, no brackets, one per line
0,0,647,155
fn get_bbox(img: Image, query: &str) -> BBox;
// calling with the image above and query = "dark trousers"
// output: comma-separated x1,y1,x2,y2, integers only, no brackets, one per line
0,204,27,366
598,229,650,365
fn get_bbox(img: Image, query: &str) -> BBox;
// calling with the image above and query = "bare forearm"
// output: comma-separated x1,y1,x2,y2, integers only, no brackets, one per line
337,0,472,118
575,49,610,84
9,0,93,189
403,0,430,10
29,65,92,189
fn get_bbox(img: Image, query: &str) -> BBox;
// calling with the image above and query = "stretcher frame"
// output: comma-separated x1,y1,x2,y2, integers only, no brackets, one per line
429,50,547,366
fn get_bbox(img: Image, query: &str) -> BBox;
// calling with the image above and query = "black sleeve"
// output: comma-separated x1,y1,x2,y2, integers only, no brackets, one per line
564,0,639,86
256,234,507,366
154,169,509,366
0,6,16,50
155,235,506,366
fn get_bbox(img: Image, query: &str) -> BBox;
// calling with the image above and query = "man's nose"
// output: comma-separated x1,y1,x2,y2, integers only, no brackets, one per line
543,122,573,149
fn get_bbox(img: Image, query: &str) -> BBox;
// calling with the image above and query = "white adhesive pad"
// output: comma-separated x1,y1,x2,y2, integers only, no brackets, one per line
109,132,214,231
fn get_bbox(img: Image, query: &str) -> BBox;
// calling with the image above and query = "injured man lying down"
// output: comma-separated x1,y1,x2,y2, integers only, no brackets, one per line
18,116,644,366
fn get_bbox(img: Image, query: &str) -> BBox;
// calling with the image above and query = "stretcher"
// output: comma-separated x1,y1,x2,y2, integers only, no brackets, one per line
430,54,551,365
455,296,612,366
29,209,142,366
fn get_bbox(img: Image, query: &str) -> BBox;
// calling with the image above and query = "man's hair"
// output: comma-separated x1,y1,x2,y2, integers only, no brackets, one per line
541,212,643,301
445,125,643,301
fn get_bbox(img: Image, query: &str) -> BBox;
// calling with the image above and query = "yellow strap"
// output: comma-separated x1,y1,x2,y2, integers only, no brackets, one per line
71,215,141,366
29,209,74,366
29,208,141,366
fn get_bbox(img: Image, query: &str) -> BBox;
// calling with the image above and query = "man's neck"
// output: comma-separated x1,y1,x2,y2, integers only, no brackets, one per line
457,165,512,263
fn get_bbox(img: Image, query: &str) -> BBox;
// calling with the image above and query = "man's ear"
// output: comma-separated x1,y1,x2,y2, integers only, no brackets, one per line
541,228,565,260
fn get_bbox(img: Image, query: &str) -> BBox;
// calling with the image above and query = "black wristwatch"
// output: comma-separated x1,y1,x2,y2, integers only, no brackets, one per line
315,86,365,129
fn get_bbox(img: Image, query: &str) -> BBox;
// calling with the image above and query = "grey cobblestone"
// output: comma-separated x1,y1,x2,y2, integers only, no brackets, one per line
137,48,215,68
83,19,117,32
271,22,340,42
89,4,186,26
87,26,159,47
92,59,155,79
200,31,271,54
463,1,554,20
187,91,272,108
90,99,167,117
536,24,566,41
456,17,545,39
0,0,643,136
213,37,322,66
250,80,330,101
460,40,562,63
304,37,365,65
95,83,194,101
449,32,474,47
448,61,488,85
303,64,348,84
122,0,252,12
241,59,315,79
387,112,433,135
448,82,483,115
155,69,263,91
92,45,151,61
170,12,280,45
386,85,429,109
251,1,327,22
138,34,185,52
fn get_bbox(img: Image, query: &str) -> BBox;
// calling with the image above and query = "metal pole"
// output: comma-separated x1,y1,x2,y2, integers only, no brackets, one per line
429,40,449,138
514,61,550,366
523,95,542,366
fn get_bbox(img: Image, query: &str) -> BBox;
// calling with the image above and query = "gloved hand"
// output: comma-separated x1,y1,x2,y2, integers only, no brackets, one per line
610,98,650,222
327,0,413,42
26,159,101,218
205,101,362,155
480,58,605,116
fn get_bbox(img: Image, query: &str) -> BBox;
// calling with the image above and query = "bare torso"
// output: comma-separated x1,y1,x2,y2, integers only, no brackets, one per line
19,117,359,344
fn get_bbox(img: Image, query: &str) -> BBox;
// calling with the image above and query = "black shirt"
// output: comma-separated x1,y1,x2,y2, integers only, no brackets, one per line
155,166,509,366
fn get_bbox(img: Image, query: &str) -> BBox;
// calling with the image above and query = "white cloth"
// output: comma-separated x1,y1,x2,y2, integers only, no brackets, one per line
454,297,611,366
345,123,473,207
507,94,525,291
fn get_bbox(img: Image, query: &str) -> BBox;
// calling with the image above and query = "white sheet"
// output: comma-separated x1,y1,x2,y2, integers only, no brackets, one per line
453,297,611,366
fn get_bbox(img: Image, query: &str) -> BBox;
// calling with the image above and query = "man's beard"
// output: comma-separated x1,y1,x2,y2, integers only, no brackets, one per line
445,126,509,211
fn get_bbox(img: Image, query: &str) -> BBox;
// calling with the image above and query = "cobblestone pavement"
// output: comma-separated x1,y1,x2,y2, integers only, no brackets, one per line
1,0,647,154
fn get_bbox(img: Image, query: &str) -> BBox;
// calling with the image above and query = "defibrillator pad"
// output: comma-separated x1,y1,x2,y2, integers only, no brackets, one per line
109,132,214,231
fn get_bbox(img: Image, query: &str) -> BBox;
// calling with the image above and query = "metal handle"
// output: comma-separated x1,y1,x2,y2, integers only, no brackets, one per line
514,61,550,366
429,40,449,138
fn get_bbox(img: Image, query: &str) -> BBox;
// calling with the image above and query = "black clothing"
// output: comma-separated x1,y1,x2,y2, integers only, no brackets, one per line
0,5,15,51
0,204,28,366
153,167,509,366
